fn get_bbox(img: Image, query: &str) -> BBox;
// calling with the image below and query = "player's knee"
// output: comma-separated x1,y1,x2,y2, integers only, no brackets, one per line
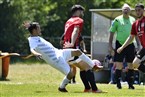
128,63,134,69
132,60,141,68
72,49,82,56
74,49,82,56
132,57,141,68
77,61,90,71
133,63,140,68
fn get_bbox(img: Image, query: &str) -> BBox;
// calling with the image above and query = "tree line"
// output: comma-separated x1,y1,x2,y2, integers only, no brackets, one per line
0,0,144,54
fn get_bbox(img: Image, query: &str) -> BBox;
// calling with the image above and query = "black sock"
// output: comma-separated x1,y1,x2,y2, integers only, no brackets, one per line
72,76,76,83
86,70,98,91
115,69,122,84
127,69,134,87
138,63,145,73
80,71,91,90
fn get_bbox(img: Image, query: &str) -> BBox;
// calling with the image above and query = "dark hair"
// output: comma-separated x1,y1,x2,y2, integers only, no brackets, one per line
71,5,85,14
28,22,39,33
135,3,144,9
23,22,39,34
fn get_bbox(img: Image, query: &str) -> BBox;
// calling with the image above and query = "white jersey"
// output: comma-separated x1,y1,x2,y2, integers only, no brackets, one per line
28,36,71,75
28,36,60,64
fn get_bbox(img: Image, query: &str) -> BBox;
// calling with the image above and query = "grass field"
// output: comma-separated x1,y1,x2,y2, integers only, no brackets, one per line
0,63,145,97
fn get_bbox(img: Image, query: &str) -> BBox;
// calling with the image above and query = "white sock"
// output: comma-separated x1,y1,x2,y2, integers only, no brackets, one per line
79,53,95,68
59,76,70,89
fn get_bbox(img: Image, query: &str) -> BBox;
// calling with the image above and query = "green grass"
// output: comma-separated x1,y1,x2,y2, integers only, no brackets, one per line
0,63,145,97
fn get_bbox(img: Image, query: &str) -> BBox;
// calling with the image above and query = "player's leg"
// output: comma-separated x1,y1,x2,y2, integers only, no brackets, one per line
126,44,135,89
68,61,91,92
114,41,124,89
71,49,95,68
70,56,79,84
127,63,135,89
73,60,102,93
76,61,91,92
56,57,74,92
58,70,74,92
61,49,102,92
71,49,103,70
62,49,94,68
72,66,77,83
80,70,91,92
70,65,77,84
62,49,102,70
115,62,123,89
133,48,145,73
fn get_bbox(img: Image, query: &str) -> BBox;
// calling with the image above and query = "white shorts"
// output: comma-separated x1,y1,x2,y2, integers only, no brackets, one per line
61,49,82,63
44,55,70,75
43,49,81,75
52,49,79,75
61,49,75,61
40,49,70,75
54,57,71,75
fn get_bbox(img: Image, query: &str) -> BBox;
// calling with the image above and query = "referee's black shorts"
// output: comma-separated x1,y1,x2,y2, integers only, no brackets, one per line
114,40,135,63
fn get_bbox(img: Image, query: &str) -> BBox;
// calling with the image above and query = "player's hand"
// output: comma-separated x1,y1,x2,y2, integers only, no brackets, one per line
34,53,42,60
83,49,87,53
60,40,64,48
36,55,43,60
63,42,73,48
117,47,123,54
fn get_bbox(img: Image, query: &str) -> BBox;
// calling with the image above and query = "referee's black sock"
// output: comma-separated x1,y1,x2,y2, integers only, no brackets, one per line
127,69,134,89
138,63,145,73
115,69,122,89
80,71,91,90
86,70,98,91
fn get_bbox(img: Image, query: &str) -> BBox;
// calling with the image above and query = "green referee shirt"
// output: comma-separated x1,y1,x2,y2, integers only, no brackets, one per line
109,15,135,45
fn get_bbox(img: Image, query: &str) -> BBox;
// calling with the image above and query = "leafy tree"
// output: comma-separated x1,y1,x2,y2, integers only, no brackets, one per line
0,0,144,53
0,0,26,52
0,0,53,53
43,0,97,38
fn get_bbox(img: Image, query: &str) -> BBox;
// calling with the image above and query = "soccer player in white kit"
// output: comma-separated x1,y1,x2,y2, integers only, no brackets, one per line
23,21,100,92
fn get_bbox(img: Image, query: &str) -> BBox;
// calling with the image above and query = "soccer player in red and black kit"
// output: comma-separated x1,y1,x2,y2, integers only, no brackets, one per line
117,3,145,73
63,5,102,93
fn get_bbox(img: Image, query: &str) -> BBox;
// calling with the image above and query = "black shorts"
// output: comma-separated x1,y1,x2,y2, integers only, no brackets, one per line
136,48,145,60
114,41,135,63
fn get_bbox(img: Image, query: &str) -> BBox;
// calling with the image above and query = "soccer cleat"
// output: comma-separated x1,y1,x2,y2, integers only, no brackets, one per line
83,89,91,93
117,82,122,89
129,85,135,90
92,89,103,93
58,87,68,92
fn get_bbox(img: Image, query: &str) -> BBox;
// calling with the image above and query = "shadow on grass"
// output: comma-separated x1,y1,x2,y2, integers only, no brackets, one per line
0,78,10,81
